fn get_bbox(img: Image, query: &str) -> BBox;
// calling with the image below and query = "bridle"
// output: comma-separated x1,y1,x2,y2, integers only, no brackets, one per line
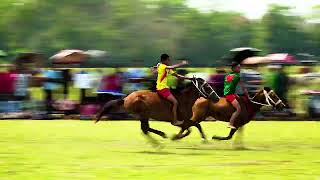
191,76,220,99
250,90,284,107
191,76,284,108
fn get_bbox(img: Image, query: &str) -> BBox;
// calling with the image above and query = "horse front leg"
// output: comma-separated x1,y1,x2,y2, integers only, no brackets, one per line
194,123,207,142
178,98,209,141
172,98,209,141
171,119,204,141
212,128,237,140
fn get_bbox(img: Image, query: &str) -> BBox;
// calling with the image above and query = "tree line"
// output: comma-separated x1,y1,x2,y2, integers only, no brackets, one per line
0,0,319,67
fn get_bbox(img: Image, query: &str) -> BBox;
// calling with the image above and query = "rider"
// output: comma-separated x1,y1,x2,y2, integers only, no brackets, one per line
224,61,249,129
156,54,191,126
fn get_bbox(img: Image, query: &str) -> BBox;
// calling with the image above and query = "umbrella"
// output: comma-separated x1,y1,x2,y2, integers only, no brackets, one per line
51,49,107,64
267,53,298,64
85,50,107,58
230,47,261,52
241,56,272,65
229,47,262,63
51,50,88,64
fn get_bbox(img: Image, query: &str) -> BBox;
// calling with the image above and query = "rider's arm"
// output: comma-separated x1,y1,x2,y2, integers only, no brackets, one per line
166,60,188,69
239,81,249,97
172,73,192,80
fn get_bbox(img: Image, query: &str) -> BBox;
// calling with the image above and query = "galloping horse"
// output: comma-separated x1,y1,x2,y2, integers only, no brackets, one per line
95,79,211,143
172,78,285,141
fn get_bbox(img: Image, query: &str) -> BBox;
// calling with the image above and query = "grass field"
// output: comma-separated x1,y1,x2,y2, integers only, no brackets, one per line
0,120,319,180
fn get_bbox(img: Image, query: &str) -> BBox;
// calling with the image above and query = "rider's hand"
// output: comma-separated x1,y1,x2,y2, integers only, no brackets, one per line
181,60,188,65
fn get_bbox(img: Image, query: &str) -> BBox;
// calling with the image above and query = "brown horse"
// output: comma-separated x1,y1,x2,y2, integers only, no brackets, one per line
172,85,286,141
94,79,210,144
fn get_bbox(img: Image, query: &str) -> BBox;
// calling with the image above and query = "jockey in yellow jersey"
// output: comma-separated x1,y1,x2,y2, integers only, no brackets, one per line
155,54,191,126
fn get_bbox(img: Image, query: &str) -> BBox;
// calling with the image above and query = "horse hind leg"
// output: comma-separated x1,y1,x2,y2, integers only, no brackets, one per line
233,127,245,149
148,128,167,139
95,99,124,123
139,117,167,138
140,119,166,148
212,128,237,140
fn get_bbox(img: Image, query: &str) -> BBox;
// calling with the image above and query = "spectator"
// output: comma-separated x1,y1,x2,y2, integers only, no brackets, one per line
42,69,63,115
74,70,93,104
0,68,16,100
208,68,226,97
122,68,147,94
62,69,71,99
99,68,123,92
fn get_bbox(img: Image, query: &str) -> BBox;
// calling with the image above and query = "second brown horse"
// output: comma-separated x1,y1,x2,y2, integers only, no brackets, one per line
172,86,286,141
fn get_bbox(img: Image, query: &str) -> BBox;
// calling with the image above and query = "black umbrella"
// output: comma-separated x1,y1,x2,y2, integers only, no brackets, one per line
229,47,261,64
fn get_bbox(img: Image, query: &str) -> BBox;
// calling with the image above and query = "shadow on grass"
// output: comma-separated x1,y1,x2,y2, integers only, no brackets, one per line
175,146,271,152
134,150,212,156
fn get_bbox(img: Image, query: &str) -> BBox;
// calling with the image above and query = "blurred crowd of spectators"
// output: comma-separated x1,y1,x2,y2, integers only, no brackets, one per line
0,64,319,119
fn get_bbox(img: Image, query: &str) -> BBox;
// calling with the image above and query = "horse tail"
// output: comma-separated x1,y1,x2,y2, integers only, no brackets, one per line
95,98,125,123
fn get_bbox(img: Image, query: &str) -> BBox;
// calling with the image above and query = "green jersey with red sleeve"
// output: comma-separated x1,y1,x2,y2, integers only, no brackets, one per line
224,71,240,95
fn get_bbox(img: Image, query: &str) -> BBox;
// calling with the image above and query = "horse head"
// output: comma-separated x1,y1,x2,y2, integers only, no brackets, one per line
191,77,220,102
167,78,198,102
251,87,286,110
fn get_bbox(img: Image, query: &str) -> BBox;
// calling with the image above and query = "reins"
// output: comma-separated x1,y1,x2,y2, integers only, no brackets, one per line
249,90,283,107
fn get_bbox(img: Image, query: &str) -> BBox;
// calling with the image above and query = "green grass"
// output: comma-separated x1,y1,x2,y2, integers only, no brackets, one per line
0,120,319,180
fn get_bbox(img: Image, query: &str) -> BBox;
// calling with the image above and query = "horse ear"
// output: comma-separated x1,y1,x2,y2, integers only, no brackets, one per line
264,87,272,92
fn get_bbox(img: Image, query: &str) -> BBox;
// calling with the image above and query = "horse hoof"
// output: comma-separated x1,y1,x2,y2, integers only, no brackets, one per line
93,115,100,123
154,144,164,150
162,134,168,139
171,135,179,141
233,145,246,150
202,139,209,144
212,136,231,141
212,136,221,140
